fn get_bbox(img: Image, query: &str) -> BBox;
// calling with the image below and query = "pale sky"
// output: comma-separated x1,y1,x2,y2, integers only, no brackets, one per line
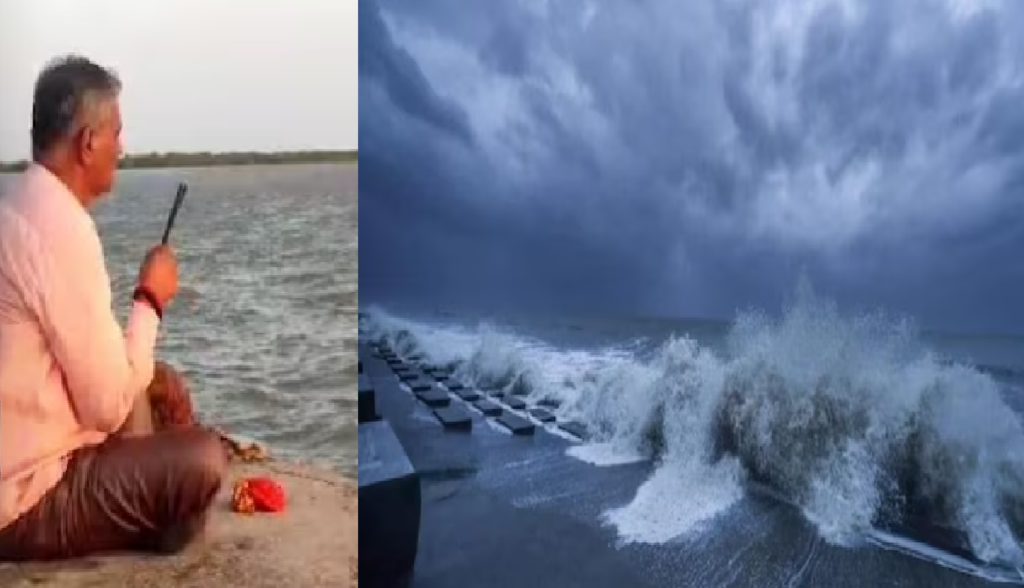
0,0,358,161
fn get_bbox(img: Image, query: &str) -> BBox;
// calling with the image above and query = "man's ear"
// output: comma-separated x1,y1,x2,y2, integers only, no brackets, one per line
75,126,95,165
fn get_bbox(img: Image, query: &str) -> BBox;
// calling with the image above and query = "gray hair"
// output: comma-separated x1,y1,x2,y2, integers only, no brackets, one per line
31,55,121,160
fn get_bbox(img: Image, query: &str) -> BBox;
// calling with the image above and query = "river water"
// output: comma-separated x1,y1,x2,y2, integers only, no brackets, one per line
1,163,359,476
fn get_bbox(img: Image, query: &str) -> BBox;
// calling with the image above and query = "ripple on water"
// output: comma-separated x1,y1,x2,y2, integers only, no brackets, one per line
96,164,358,474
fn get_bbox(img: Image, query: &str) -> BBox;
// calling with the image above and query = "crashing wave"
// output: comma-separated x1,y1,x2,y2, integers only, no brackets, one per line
359,292,1024,567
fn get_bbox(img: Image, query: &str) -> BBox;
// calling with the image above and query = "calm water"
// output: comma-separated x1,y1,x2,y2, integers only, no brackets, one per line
3,164,358,475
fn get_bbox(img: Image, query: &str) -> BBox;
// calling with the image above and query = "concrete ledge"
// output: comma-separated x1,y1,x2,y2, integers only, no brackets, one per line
497,413,535,436
433,406,473,431
364,357,395,379
358,374,378,423
0,460,357,588
358,373,373,394
359,420,421,588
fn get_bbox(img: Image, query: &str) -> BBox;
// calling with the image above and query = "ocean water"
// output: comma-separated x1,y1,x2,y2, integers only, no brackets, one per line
2,163,359,476
361,285,1024,578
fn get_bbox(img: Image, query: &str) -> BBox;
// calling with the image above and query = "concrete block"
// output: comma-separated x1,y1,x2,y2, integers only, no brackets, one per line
559,421,588,440
497,413,535,435
408,379,434,392
473,399,503,417
528,408,556,423
397,371,422,383
416,388,451,408
454,388,481,402
433,406,473,431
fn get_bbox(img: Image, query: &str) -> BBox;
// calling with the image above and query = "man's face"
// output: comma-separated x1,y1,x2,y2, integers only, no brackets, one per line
79,99,123,198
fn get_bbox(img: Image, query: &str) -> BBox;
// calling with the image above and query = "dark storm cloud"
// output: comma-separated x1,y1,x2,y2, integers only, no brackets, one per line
360,0,1024,333
358,2,474,145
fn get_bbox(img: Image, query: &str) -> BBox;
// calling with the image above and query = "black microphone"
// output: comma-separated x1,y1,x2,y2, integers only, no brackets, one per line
161,183,188,245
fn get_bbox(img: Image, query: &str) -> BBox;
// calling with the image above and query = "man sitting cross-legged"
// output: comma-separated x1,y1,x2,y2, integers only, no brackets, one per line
0,55,226,561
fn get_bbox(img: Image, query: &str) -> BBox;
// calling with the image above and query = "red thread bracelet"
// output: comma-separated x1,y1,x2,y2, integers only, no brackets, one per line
133,286,164,319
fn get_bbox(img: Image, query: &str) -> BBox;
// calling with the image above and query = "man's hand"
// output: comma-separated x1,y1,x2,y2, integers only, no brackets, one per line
137,244,178,309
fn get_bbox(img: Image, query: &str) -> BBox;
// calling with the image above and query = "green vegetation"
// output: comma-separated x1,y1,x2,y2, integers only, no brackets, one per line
0,150,357,173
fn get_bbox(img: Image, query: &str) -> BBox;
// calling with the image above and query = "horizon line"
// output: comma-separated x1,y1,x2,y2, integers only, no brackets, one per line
0,149,358,171
1,148,357,163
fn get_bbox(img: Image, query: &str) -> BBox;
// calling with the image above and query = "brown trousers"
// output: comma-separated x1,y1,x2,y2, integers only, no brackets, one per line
0,362,227,561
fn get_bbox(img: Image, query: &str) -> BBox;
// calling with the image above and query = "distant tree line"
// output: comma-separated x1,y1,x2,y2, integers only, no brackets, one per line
0,150,357,172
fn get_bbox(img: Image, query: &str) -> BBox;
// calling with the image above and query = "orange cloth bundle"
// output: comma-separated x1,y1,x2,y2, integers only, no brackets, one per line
232,477,286,514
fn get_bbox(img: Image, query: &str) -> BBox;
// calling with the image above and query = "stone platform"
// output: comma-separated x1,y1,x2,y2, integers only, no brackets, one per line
0,460,358,588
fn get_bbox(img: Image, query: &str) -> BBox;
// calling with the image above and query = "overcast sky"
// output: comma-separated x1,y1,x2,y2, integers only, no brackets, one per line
0,0,357,160
361,0,1024,334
